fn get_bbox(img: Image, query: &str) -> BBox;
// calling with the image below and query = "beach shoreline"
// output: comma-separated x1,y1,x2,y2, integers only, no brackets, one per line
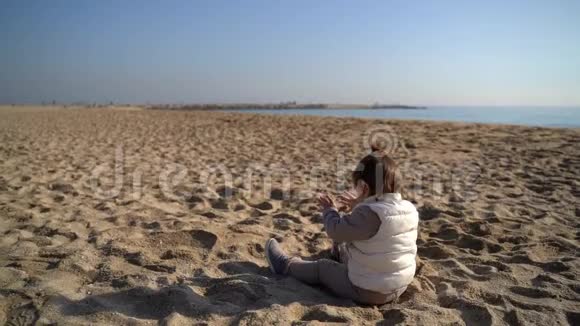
146,103,427,111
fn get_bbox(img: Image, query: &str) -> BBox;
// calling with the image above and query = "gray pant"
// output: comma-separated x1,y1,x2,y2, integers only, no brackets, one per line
287,245,406,305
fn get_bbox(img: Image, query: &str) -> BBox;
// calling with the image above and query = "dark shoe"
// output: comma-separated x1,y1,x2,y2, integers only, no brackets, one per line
265,238,291,275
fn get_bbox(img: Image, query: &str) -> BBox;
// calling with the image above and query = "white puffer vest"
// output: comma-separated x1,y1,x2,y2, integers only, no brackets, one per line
346,193,419,294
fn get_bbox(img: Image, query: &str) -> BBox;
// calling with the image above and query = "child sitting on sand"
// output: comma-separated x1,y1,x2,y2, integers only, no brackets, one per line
265,151,419,305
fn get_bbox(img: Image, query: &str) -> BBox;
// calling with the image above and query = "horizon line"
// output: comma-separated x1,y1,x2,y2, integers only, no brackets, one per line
1,102,580,108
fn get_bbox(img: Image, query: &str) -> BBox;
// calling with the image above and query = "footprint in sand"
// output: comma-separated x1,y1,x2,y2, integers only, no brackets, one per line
509,286,556,299
300,305,351,323
210,198,229,210
418,203,443,220
204,278,268,306
250,201,274,211
430,224,461,241
418,244,453,260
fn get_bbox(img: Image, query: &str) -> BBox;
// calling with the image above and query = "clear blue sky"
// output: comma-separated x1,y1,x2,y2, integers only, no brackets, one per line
1,0,579,105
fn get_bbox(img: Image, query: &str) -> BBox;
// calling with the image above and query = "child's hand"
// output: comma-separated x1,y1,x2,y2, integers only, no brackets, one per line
337,190,360,212
317,193,337,210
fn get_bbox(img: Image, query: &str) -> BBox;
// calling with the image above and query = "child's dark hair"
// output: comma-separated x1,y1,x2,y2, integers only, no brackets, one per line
352,147,401,195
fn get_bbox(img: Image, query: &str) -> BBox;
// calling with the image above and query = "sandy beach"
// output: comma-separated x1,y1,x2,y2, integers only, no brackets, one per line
0,106,578,325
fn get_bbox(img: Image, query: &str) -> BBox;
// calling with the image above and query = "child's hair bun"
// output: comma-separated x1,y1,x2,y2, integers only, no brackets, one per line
370,142,386,153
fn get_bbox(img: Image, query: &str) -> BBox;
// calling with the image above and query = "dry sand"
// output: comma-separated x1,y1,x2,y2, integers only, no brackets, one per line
0,106,578,325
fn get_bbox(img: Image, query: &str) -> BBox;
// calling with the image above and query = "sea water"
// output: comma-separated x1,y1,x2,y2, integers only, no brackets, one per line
227,106,580,128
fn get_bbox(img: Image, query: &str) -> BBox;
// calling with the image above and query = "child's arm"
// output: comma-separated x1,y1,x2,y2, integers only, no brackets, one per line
322,205,381,242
